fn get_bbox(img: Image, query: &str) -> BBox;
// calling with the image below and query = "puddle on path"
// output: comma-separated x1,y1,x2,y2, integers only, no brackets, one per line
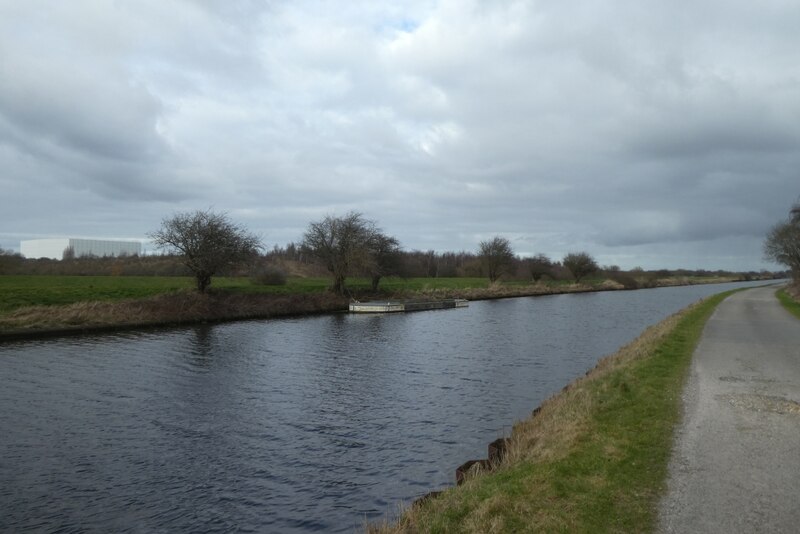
718,393,800,415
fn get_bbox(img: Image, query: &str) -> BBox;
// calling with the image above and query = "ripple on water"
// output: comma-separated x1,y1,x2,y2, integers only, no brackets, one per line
0,281,773,532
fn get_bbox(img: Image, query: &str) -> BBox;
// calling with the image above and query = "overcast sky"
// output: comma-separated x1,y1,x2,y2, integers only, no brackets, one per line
1,1,798,270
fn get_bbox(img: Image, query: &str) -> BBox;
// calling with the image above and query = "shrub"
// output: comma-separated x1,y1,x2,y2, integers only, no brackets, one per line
251,265,287,286
609,271,640,289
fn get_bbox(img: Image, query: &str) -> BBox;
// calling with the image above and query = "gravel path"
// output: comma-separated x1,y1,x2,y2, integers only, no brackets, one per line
658,286,800,533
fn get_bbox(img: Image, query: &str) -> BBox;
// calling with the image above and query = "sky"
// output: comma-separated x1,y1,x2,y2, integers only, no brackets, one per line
1,0,799,271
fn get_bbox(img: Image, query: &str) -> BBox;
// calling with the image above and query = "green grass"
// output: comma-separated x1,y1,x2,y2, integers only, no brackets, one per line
0,273,743,317
0,275,498,314
373,290,739,533
0,275,194,312
776,288,800,320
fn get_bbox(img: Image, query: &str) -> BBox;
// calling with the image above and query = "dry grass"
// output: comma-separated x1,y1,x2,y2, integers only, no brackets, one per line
395,276,734,302
397,282,608,302
0,290,348,337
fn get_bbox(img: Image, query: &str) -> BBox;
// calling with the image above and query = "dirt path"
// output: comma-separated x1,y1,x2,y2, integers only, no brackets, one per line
658,286,800,533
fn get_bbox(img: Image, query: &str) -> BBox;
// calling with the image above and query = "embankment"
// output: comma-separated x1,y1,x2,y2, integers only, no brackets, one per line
0,277,746,341
368,290,739,533
392,276,744,302
0,291,348,340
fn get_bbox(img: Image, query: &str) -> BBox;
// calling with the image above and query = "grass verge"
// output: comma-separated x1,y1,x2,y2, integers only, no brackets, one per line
776,286,800,320
369,290,738,533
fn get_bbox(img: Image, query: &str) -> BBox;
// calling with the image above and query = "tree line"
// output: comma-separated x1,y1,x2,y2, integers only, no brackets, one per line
1,208,786,294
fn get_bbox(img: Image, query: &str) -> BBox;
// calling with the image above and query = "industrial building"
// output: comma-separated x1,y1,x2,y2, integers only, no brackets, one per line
20,238,142,260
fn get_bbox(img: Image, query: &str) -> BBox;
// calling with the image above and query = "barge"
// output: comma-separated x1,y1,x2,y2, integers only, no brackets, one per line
349,298,469,313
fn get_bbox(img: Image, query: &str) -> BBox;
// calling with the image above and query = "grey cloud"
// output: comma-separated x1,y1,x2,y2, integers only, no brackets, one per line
0,76,164,163
627,90,799,160
1,0,799,271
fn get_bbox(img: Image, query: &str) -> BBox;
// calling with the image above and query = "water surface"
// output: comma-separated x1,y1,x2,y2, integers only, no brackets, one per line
0,281,772,532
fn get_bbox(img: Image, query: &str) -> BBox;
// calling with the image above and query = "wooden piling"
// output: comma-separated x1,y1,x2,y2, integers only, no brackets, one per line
455,459,492,485
488,437,509,463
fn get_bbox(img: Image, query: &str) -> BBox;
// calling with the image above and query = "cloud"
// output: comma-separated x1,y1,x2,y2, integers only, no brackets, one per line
0,0,799,270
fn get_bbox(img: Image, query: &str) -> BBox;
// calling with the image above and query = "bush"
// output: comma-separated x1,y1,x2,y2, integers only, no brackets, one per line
251,265,287,286
609,271,640,289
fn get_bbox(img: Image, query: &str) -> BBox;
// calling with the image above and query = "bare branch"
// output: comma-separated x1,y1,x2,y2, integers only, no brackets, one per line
149,209,261,292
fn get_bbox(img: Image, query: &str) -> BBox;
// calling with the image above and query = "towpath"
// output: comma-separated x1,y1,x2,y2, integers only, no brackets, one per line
658,285,800,533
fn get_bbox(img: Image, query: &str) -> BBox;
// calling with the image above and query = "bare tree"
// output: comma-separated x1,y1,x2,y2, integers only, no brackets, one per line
149,209,261,292
478,236,514,282
365,231,402,291
563,252,598,283
764,202,800,281
303,211,375,294
526,253,553,282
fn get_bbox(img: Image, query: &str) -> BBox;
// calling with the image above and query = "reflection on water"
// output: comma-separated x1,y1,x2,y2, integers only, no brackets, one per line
0,281,772,532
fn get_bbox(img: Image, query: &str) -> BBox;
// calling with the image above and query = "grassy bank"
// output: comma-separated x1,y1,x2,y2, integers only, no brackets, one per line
0,274,745,313
0,291,349,338
369,290,737,533
0,274,746,338
0,275,599,309
0,276,578,338
776,285,800,319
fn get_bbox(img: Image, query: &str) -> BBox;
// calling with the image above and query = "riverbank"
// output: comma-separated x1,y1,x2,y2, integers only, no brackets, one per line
777,283,800,319
0,291,349,341
0,276,750,340
367,289,739,533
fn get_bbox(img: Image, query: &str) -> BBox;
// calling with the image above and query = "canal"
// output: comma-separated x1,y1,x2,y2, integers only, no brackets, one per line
0,281,774,532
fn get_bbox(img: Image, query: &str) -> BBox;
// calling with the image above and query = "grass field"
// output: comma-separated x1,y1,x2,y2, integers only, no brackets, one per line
0,274,746,316
0,275,193,312
369,290,737,533
0,275,500,314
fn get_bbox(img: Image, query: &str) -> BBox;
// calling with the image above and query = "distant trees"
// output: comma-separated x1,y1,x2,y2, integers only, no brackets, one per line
764,201,800,281
478,236,514,282
0,247,23,274
563,252,599,283
397,250,479,278
149,209,261,292
303,211,402,294
525,253,553,282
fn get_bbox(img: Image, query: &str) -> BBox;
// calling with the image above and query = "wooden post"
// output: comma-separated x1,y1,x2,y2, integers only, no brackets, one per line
455,459,491,485
488,437,509,463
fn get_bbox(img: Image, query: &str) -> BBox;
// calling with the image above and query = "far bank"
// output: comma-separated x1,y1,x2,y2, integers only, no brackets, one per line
0,274,774,342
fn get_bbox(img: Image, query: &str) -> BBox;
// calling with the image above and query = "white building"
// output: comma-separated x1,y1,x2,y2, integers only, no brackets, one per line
21,238,142,259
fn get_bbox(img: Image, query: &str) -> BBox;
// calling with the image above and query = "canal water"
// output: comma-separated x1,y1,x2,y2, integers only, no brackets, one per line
0,281,773,532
